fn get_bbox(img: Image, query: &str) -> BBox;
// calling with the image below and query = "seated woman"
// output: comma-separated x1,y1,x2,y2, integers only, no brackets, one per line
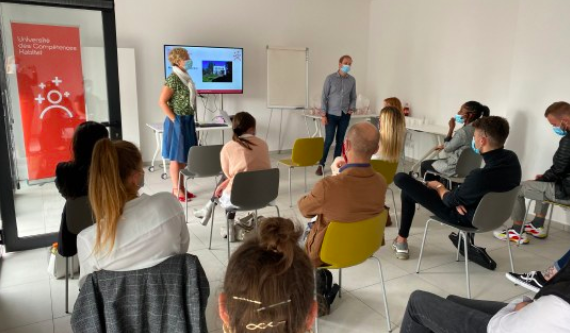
383,97,403,113
372,106,406,226
56,121,109,257
193,112,271,241
403,261,570,332
421,101,490,181
218,217,317,333
77,139,189,286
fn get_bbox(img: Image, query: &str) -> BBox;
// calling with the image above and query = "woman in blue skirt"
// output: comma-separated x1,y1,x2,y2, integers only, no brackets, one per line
158,47,198,202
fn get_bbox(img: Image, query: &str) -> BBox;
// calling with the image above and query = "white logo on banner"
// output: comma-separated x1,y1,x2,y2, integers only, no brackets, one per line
36,76,74,119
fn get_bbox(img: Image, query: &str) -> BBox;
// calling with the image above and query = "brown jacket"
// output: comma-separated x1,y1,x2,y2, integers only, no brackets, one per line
298,165,387,267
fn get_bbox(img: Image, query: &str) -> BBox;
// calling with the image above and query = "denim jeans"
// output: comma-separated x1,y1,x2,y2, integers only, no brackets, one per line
319,112,351,166
401,290,506,333
555,248,570,271
394,173,472,238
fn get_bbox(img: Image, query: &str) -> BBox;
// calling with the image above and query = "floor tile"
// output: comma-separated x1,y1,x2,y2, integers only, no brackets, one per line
0,248,49,289
0,281,53,331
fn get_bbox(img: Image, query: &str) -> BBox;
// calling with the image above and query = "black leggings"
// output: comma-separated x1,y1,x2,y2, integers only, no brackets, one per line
394,173,472,238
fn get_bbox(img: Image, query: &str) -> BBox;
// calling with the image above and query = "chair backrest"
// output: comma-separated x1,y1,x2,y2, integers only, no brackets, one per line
230,168,280,210
320,210,388,269
186,145,223,178
291,137,324,166
65,196,94,235
370,159,399,185
455,148,483,178
471,186,521,232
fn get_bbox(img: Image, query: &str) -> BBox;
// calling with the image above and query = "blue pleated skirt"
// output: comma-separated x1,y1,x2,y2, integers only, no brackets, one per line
162,115,197,163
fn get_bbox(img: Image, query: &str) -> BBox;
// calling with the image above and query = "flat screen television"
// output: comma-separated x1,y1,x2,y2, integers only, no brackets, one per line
163,45,243,94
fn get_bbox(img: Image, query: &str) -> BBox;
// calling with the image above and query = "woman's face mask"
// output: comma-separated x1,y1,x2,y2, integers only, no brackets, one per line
184,59,193,71
454,114,465,124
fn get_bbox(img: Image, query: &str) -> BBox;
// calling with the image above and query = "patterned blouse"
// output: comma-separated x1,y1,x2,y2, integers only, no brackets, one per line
165,73,194,116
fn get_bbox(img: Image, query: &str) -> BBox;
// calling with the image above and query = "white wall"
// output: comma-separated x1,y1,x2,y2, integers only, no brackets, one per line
115,0,372,162
368,0,570,225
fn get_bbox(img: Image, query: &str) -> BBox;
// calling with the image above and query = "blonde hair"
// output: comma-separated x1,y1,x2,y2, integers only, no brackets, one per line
88,139,142,254
168,47,189,66
378,106,406,162
383,97,402,113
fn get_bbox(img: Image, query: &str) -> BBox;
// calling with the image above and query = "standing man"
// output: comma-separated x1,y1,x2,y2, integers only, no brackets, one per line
316,55,357,176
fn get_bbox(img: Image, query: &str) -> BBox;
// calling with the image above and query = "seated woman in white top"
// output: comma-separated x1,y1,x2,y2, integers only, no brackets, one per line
193,112,271,242
77,139,189,286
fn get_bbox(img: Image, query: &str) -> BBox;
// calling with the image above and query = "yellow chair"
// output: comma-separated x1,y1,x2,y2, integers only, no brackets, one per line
370,159,400,228
278,137,324,207
316,211,392,333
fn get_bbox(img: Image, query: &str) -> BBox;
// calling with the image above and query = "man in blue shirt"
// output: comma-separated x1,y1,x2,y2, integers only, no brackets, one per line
316,55,357,176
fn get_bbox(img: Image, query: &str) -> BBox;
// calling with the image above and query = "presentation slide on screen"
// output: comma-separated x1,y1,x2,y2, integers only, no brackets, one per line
164,45,243,94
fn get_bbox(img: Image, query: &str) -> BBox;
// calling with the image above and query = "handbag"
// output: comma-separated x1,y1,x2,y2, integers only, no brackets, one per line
448,232,497,271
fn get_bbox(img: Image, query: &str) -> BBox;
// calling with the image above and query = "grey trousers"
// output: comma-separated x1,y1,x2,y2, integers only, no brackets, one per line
511,180,570,221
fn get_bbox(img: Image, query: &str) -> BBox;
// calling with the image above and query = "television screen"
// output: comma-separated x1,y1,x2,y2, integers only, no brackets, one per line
164,45,243,94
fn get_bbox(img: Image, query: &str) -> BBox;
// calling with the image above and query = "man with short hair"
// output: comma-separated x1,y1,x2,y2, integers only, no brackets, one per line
316,55,357,176
392,116,522,260
494,101,570,243
300,122,387,267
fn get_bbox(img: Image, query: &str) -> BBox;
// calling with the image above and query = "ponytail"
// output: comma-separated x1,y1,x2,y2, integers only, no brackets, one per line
463,101,490,122
232,111,257,150
88,139,142,254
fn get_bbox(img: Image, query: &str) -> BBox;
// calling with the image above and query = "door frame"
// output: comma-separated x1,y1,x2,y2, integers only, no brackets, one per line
0,0,121,252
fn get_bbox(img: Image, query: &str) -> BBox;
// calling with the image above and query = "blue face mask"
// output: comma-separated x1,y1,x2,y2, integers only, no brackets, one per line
341,65,351,73
184,60,193,71
454,114,464,124
553,126,567,136
471,138,480,154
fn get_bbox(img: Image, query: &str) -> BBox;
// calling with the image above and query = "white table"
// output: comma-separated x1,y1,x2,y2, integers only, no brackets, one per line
300,112,377,138
145,122,232,180
404,119,450,176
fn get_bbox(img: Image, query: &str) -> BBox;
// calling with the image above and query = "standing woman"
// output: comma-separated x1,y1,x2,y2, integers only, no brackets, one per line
159,47,198,202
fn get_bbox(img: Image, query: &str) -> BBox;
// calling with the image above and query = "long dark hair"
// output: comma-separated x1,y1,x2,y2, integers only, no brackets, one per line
72,121,109,167
232,112,257,150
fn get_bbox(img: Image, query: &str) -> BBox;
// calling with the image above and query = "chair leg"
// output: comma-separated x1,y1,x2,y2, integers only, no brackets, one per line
546,203,554,237
185,177,190,222
456,230,462,262
371,256,392,332
462,232,471,299
274,205,280,217
304,167,307,192
65,257,70,314
416,219,431,273
209,204,216,250
289,167,293,208
388,188,399,229
338,269,342,298
507,229,515,272
226,213,231,260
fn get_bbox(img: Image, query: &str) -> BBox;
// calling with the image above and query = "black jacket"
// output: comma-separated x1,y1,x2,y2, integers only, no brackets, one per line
55,161,89,257
538,134,570,200
443,148,522,222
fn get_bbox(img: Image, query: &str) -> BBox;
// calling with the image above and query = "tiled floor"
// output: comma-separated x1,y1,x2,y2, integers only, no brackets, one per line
0,153,568,332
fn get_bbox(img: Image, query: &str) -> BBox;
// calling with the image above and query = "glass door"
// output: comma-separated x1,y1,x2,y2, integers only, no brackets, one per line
0,0,121,252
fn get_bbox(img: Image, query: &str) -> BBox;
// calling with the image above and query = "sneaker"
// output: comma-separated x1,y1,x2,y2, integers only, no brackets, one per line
391,239,409,260
506,271,546,293
220,222,237,242
493,229,530,244
315,165,324,176
524,223,548,239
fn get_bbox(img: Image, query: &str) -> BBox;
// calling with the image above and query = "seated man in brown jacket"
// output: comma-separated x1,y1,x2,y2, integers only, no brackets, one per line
299,122,387,267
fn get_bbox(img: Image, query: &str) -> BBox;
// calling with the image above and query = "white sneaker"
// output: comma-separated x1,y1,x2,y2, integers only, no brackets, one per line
194,201,215,226
220,221,237,242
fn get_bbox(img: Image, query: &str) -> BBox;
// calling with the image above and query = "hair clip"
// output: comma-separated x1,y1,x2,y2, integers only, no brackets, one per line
232,296,262,305
256,299,291,312
246,321,286,330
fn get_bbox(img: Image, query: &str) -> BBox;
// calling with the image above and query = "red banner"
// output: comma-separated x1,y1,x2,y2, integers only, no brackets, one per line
11,23,86,181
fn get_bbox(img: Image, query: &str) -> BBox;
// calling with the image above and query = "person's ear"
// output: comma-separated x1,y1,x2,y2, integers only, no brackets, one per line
218,293,230,328
305,300,318,331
